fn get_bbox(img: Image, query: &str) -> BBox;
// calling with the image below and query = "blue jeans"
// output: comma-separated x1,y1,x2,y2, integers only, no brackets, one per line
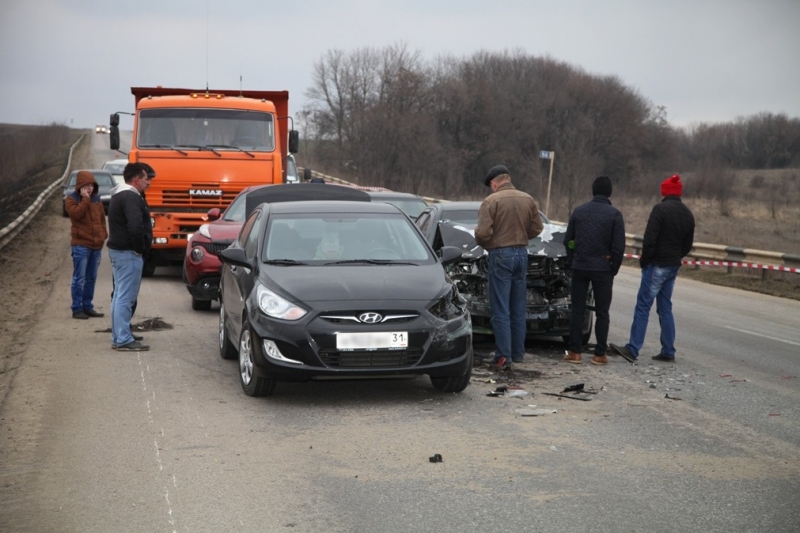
488,247,528,361
109,249,143,347
71,245,102,313
625,264,680,358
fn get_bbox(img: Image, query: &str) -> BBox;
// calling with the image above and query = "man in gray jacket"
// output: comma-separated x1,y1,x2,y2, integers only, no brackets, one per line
563,176,625,365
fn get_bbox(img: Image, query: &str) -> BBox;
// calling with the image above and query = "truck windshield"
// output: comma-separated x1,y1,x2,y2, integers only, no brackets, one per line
138,108,275,152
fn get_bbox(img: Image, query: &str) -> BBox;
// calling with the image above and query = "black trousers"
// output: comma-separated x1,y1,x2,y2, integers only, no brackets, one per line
568,269,614,355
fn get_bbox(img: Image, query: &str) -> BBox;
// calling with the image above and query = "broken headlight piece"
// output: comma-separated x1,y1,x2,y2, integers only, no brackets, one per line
428,285,466,320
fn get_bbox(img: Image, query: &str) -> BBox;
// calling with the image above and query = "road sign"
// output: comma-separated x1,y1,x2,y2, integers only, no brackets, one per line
539,150,552,160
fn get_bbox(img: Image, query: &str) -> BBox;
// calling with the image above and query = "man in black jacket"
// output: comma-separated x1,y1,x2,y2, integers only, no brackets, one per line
611,174,695,363
107,163,153,352
563,176,625,365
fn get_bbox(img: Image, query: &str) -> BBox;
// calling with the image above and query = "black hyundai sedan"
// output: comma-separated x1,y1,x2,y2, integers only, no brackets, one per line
217,197,472,397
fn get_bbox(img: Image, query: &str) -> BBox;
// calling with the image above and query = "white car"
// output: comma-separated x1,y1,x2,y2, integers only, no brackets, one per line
101,158,128,185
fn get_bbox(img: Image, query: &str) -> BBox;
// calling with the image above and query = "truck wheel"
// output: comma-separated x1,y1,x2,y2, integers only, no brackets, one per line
142,260,156,278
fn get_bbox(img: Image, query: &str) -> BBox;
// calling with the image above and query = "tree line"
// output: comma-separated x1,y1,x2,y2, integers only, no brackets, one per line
298,45,800,212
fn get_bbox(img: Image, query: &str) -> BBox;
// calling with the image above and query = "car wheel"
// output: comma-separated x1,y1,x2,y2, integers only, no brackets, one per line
430,353,473,393
218,303,237,360
238,322,277,397
192,295,212,311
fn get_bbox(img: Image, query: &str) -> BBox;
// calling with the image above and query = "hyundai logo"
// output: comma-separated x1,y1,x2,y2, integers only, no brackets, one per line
358,312,383,324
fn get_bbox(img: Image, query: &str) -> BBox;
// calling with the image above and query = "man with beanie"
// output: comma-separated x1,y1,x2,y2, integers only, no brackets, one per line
475,165,543,368
563,176,625,365
611,174,695,363
65,170,108,319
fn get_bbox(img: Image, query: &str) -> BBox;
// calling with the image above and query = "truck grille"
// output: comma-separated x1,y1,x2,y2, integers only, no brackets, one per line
160,189,239,207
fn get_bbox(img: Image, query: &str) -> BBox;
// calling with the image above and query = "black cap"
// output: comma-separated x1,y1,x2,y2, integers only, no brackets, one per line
592,176,612,197
484,165,509,186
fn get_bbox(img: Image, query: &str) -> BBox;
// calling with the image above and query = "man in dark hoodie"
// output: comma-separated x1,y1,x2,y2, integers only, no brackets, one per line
563,176,625,365
611,174,695,363
106,163,152,351
65,170,108,319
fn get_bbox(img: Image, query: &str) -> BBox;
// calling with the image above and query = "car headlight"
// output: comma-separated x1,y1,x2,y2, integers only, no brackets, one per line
190,247,205,262
198,224,212,239
428,285,466,320
256,283,307,320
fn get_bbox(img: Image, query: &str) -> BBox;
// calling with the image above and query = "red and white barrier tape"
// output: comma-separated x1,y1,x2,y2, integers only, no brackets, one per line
623,254,799,274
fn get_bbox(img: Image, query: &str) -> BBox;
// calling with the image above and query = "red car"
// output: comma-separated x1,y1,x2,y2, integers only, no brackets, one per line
183,186,262,310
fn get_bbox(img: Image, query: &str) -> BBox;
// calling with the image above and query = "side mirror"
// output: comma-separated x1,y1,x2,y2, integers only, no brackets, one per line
438,246,463,266
109,113,119,126
206,208,222,222
109,126,120,151
288,130,299,154
219,247,253,269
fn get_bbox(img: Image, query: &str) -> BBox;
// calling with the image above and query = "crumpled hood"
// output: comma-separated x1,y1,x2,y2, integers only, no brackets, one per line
437,221,568,259
264,263,448,306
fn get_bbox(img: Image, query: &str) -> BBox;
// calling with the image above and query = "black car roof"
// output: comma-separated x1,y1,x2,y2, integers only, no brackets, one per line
268,200,401,215
245,183,370,217
367,191,424,200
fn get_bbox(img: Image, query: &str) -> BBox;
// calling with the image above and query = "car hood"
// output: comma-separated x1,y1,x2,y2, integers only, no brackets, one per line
438,221,567,259
263,263,448,305
206,220,244,242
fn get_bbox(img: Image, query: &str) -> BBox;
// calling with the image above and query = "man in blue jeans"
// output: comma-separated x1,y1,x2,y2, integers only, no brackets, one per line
106,163,153,352
475,165,543,368
611,174,695,363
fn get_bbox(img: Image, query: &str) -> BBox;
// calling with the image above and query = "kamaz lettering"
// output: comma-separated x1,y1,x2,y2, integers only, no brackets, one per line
189,189,223,197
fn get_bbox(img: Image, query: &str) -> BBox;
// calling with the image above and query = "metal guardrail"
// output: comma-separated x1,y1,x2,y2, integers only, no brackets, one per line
0,135,84,251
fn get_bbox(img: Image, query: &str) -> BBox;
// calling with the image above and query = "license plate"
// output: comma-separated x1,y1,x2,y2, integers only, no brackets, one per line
336,332,408,350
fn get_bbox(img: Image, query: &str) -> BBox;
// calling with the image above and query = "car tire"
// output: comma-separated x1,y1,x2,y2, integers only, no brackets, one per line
192,295,212,311
238,322,277,397
430,353,473,393
218,303,237,360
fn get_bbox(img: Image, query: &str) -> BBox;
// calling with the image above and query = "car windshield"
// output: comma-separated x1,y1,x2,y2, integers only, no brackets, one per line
376,198,427,219
222,191,250,222
441,209,479,226
263,213,434,264
67,173,114,187
102,163,125,174
138,108,275,151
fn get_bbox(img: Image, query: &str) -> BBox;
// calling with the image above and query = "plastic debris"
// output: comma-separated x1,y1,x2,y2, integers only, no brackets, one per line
516,408,557,417
506,389,529,398
549,446,558,452
665,393,682,400
429,454,443,463
562,383,584,393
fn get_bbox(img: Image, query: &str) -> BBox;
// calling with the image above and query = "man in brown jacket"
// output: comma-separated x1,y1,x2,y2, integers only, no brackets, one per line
65,170,108,319
475,165,543,367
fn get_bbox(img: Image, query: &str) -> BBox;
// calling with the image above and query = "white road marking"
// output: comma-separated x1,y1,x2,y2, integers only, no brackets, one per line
724,326,800,347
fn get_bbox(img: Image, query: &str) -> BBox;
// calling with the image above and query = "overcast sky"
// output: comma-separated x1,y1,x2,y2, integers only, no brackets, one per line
1,0,798,131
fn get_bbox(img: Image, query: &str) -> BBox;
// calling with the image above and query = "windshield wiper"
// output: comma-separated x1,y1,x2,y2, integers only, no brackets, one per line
326,259,418,265
263,259,307,265
139,144,188,155
205,144,255,158
174,144,222,156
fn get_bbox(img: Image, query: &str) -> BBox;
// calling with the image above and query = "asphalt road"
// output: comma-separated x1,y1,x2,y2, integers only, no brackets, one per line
0,134,798,532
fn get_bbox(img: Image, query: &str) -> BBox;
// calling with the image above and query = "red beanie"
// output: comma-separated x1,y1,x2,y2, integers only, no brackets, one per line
661,174,683,197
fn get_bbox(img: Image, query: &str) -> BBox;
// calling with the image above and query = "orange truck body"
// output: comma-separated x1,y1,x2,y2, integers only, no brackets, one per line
122,86,292,269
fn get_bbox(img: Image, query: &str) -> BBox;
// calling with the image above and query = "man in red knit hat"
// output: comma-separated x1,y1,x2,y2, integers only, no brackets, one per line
611,174,695,363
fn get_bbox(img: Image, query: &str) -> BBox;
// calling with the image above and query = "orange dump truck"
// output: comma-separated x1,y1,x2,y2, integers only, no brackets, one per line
109,86,298,275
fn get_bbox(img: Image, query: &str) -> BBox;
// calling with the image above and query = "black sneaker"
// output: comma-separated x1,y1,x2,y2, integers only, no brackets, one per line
83,308,104,318
609,343,637,363
652,354,675,362
116,341,150,352
72,311,89,320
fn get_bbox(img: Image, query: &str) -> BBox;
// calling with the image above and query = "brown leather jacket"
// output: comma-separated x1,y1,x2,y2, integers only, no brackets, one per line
475,183,543,249
65,171,108,250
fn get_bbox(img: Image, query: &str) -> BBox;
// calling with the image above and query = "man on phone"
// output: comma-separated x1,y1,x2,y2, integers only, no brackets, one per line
65,170,108,319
